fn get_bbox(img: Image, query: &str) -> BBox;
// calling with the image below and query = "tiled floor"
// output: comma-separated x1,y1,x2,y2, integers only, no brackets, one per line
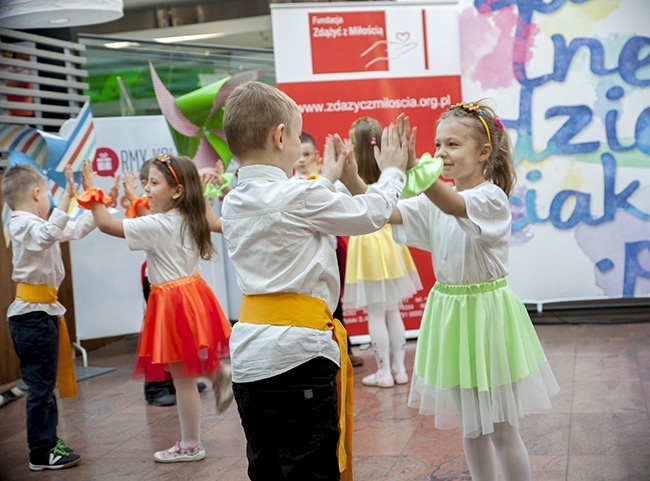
1,316,650,480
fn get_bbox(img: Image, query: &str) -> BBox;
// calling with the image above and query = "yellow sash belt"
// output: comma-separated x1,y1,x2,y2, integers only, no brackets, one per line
15,283,77,398
239,293,354,481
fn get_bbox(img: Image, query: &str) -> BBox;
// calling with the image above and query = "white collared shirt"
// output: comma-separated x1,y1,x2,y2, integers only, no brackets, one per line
221,164,405,382
123,209,200,285
7,209,96,318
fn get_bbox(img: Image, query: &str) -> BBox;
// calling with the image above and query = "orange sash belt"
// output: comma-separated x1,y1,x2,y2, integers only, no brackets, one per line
239,293,354,481
15,283,77,398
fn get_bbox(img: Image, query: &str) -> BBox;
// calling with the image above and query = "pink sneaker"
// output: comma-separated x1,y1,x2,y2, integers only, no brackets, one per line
153,441,205,463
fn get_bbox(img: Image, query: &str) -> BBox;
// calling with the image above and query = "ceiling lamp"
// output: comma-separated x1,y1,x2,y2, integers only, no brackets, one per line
0,0,124,29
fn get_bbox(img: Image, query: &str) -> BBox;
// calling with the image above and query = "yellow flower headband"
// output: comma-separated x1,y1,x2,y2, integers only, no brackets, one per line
449,102,491,145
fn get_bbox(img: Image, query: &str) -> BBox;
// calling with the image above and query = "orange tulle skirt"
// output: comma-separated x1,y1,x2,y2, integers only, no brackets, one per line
134,273,231,381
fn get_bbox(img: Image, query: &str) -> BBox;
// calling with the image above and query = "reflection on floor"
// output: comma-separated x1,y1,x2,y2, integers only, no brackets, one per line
1,317,649,480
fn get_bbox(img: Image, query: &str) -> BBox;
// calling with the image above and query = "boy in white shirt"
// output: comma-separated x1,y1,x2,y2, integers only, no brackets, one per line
1,164,95,471
220,81,408,481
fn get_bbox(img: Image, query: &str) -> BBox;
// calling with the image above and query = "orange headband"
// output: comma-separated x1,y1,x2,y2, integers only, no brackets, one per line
156,154,180,185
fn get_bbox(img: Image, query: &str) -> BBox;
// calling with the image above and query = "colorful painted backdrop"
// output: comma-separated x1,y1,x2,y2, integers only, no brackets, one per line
459,0,649,301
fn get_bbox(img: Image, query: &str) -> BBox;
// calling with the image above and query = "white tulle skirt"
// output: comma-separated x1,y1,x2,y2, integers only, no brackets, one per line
408,278,560,438
343,225,422,309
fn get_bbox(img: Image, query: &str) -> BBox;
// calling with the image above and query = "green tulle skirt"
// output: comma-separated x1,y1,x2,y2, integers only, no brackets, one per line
409,278,559,438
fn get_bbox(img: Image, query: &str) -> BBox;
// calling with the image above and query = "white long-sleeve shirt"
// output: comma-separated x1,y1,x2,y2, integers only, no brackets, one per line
7,209,96,318
221,164,405,382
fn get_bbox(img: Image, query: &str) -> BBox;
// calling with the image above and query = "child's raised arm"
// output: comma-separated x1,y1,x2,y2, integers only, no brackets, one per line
198,166,223,233
396,114,417,170
80,160,125,237
123,171,151,218
424,180,467,218
321,134,347,184
338,137,368,196
375,122,408,173
58,165,78,214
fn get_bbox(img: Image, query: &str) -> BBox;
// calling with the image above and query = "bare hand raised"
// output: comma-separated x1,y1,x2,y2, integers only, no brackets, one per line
321,134,349,183
81,160,96,190
396,114,417,170
374,122,408,172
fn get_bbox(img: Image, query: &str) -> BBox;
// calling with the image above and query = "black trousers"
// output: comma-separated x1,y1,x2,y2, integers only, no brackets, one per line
9,311,60,460
233,357,341,481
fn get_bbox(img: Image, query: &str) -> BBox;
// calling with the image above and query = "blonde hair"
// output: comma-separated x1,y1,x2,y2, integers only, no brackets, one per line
1,164,46,210
148,155,215,260
438,100,516,196
350,117,382,184
223,81,300,159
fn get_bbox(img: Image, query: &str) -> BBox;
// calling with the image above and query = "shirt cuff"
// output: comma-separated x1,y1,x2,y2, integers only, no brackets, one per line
49,208,70,229
314,176,337,192
379,167,407,184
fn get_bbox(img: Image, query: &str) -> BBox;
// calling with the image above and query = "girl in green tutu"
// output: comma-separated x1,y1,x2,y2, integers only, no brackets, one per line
390,103,559,481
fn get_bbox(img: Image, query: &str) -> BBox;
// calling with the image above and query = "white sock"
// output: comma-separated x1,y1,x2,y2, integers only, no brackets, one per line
385,306,406,373
366,302,391,376
169,362,201,448
491,422,531,481
463,434,498,481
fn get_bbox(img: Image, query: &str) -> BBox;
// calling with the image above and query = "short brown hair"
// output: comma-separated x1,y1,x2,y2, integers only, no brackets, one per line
223,81,300,160
1,164,46,210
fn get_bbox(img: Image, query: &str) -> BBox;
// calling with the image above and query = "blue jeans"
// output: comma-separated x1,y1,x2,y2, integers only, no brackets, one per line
9,311,59,460
233,357,341,481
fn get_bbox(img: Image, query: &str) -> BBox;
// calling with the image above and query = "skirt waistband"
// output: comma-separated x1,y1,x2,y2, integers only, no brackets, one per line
434,278,506,295
151,273,202,292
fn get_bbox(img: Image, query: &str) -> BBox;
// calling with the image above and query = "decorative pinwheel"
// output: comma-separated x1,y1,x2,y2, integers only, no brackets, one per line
1,101,96,245
149,62,268,170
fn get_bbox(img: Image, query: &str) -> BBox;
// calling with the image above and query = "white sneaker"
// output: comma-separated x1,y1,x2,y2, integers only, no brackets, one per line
153,441,205,463
362,372,395,388
214,365,234,413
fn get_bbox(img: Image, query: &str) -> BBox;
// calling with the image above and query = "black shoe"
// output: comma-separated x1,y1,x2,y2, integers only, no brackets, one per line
29,444,81,471
349,354,364,367
56,438,74,453
197,382,207,393
149,393,176,406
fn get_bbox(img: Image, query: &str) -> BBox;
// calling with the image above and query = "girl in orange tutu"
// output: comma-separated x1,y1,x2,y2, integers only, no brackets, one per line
78,155,232,464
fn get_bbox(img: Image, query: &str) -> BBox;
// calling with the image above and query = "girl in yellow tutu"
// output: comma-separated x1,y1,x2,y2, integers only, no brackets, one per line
78,156,232,464
344,117,422,388
391,104,560,481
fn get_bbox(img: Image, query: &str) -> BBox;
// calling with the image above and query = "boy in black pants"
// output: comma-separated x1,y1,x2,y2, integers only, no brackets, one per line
2,165,93,470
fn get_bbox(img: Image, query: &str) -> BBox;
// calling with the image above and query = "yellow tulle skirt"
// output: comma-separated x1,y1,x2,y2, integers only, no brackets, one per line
343,225,422,309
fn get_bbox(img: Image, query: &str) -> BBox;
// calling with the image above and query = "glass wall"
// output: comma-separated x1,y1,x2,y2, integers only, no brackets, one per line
79,34,275,117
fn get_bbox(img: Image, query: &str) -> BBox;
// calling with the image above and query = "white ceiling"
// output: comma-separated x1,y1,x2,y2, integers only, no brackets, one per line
93,0,274,48
114,14,273,48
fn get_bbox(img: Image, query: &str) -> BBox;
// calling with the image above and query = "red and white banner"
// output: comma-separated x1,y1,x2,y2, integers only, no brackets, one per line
271,1,462,340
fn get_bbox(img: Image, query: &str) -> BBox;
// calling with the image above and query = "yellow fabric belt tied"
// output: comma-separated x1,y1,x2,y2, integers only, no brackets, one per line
239,293,354,481
15,283,78,398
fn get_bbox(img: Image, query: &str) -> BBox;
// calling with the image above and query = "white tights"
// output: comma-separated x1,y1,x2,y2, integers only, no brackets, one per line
365,302,406,376
168,362,201,448
462,422,531,481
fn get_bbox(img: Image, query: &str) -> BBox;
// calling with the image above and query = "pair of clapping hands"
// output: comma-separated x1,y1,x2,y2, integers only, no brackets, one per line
80,158,226,205
320,114,418,186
